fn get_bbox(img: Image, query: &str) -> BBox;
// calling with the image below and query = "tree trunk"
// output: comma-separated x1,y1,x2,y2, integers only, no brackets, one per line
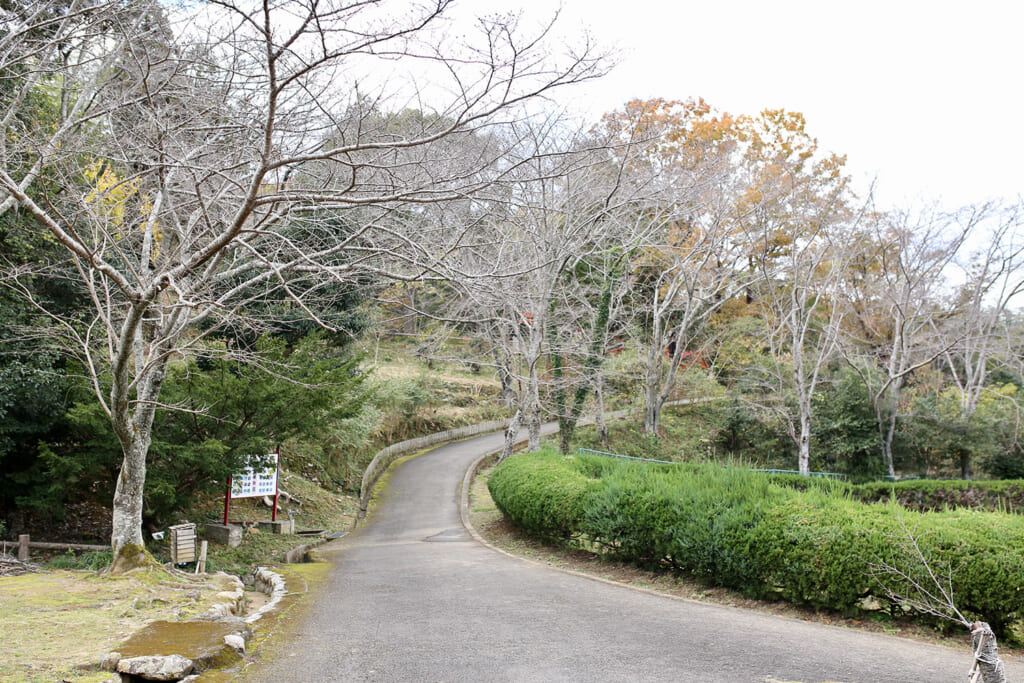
798,410,811,476
643,347,663,437
500,409,522,461
500,369,515,410
961,450,973,480
642,338,663,437
559,275,612,454
971,621,1006,683
875,380,901,478
874,399,898,478
527,402,541,452
108,437,151,573
549,331,570,454
881,437,896,479
595,377,608,449
526,355,542,452
559,423,573,455
107,323,168,574
492,344,515,410
644,397,661,437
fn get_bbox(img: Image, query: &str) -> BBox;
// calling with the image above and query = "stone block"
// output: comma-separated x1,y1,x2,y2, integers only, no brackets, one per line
257,519,294,534
99,651,121,672
117,654,194,681
284,544,310,564
204,523,242,547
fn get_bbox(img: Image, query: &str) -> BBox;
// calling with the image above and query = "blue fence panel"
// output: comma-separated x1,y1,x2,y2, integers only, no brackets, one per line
577,448,676,465
751,468,847,480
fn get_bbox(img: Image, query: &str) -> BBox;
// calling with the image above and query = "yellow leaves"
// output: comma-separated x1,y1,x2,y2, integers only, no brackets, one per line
83,161,161,253
596,97,742,169
84,161,138,228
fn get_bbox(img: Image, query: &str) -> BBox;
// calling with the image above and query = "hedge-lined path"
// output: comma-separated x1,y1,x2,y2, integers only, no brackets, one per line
248,429,1024,682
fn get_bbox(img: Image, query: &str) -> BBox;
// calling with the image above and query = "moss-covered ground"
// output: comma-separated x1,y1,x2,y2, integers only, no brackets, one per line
1,468,359,682
0,567,239,682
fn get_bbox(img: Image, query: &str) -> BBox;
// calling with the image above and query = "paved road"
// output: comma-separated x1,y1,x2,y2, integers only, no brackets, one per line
249,431,1023,682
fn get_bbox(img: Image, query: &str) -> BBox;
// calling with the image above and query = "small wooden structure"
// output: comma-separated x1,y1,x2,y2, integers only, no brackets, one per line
168,523,197,564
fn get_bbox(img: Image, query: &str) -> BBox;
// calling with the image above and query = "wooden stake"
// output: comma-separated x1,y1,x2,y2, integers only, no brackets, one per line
195,540,208,574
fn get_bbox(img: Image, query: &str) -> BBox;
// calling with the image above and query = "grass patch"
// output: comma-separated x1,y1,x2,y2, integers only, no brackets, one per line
1,468,360,682
0,568,236,682
44,550,114,571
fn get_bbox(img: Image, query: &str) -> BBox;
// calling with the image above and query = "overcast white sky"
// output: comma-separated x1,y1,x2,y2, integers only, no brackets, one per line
465,0,1023,211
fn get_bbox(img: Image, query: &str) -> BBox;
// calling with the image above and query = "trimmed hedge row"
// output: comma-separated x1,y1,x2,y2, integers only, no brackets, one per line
486,448,596,537
852,479,1024,514
488,450,1024,635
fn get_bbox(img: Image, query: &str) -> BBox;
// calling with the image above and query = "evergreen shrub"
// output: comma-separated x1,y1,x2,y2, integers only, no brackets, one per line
487,447,594,538
489,450,1024,635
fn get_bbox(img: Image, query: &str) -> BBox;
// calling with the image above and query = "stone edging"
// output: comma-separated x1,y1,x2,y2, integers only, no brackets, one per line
99,572,258,682
359,404,646,514
247,567,287,624
205,573,246,617
282,530,336,564
456,409,732,610
359,419,510,513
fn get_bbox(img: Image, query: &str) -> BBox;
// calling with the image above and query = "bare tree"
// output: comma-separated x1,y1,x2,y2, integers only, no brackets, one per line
0,0,605,571
634,199,754,436
462,223,567,459
842,204,975,477
548,245,633,453
753,212,855,475
869,515,1007,683
937,203,1024,478
451,119,634,459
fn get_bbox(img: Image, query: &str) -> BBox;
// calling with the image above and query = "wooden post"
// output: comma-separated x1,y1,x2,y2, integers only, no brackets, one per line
223,476,232,525
17,534,29,562
271,447,280,522
195,540,208,575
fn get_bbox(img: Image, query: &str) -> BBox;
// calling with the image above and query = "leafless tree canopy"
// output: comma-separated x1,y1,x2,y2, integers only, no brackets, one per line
0,0,607,568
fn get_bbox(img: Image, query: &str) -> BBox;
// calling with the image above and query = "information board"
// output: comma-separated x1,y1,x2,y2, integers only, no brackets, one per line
230,453,279,498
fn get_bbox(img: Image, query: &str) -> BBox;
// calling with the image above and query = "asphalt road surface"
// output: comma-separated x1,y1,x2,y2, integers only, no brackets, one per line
248,430,1024,682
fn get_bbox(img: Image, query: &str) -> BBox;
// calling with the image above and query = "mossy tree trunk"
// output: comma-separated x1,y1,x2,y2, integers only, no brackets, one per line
107,305,171,574
553,274,613,454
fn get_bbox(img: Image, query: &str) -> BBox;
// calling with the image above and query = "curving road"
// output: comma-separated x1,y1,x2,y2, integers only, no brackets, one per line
249,430,1023,682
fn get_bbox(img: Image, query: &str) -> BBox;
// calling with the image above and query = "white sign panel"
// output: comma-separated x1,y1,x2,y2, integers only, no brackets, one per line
230,453,278,498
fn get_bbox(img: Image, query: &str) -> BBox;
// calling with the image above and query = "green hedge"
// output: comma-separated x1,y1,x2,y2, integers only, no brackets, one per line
487,447,595,538
852,479,1024,513
489,451,1024,636
764,472,853,495
583,463,784,587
